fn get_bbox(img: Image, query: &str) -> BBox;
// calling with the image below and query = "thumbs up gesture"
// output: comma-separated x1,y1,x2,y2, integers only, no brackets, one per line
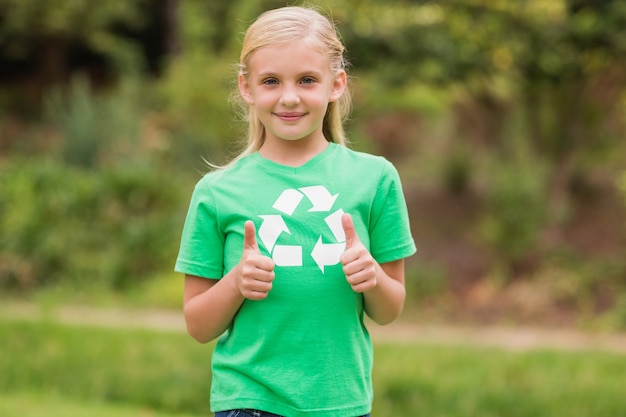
236,220,275,300
340,213,377,293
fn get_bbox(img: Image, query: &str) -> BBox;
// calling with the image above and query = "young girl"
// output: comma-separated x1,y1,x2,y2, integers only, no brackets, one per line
175,6,416,417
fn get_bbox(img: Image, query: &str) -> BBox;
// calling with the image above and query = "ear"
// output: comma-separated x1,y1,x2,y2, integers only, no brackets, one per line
329,70,347,103
238,73,254,104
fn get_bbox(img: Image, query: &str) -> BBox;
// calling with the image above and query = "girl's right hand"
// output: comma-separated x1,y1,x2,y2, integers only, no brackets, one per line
236,220,275,300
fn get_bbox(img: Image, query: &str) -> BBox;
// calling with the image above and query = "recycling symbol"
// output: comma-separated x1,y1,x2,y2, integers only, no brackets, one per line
258,185,346,273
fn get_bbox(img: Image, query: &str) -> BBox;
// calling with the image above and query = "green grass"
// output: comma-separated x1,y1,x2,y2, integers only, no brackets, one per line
373,342,625,416
1,319,625,416
0,392,199,417
0,320,211,415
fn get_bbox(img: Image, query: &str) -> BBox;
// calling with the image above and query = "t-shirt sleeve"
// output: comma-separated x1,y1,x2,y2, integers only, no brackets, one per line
174,178,225,279
369,160,416,263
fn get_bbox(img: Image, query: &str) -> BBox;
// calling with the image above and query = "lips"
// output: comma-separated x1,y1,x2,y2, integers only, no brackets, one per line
274,112,306,121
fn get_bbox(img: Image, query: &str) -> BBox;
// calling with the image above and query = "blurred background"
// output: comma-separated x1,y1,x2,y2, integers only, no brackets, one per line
1,0,626,415
2,0,625,327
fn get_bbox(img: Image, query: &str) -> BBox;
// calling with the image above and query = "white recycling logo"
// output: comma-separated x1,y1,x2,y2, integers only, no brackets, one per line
258,185,346,273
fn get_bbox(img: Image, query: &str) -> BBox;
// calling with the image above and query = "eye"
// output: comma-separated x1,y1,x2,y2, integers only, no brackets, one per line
300,77,316,84
262,78,278,85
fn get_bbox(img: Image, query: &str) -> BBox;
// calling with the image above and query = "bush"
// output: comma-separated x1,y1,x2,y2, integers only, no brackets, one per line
0,157,187,292
44,74,145,169
154,50,239,168
479,157,548,277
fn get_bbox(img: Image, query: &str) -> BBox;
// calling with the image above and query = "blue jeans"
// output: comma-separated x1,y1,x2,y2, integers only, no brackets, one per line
214,410,370,417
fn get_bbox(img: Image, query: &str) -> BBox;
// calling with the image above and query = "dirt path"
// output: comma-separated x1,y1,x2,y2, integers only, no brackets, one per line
2,301,626,354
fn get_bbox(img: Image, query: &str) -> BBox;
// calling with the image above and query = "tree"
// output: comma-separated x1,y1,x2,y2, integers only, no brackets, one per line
338,0,626,251
0,0,157,88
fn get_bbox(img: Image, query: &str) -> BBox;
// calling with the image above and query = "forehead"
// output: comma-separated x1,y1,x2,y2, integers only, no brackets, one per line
247,39,331,75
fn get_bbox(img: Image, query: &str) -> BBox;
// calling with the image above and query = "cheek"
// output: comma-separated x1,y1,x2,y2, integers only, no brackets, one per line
302,90,331,108
254,93,278,108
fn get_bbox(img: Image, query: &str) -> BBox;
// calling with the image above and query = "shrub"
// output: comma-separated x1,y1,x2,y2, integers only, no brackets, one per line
44,74,145,169
479,157,548,278
0,157,187,292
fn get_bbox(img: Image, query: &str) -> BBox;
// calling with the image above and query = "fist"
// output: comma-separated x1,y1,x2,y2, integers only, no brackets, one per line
340,213,377,293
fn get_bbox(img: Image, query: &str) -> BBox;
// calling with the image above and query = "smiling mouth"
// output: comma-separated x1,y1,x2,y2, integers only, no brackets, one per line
274,112,306,121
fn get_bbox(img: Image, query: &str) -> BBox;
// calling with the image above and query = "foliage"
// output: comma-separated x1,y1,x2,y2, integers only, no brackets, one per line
619,171,626,207
154,48,237,167
339,0,626,245
2,319,626,416
0,0,625,320
44,74,145,168
0,0,149,74
479,157,549,275
0,157,186,292
336,1,626,85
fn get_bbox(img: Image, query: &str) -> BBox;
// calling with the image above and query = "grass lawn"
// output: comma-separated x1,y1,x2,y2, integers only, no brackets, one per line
1,318,625,416
0,392,199,417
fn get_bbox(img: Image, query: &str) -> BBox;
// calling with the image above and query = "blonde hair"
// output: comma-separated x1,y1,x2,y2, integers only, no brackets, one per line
230,6,351,162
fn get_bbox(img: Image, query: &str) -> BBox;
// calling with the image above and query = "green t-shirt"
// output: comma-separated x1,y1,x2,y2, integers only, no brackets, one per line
175,143,416,417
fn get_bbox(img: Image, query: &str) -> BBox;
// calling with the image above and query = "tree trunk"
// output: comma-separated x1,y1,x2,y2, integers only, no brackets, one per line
39,37,68,87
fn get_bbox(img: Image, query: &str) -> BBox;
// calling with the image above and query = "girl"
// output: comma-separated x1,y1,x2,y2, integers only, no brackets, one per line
175,6,416,417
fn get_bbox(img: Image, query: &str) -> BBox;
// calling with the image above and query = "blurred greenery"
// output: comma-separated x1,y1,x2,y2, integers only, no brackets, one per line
0,320,210,415
0,0,626,327
0,155,184,291
0,393,199,417
1,319,625,416
479,156,549,274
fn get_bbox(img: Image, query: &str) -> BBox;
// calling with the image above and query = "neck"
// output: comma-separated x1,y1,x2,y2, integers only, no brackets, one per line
259,137,330,167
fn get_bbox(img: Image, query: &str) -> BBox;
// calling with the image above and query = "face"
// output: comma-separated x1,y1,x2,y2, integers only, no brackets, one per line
238,39,347,145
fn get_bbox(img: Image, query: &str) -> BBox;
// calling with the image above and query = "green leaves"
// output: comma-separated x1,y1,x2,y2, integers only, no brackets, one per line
0,157,185,291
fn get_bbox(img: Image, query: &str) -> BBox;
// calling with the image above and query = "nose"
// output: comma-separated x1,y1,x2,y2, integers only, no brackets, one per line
279,86,300,106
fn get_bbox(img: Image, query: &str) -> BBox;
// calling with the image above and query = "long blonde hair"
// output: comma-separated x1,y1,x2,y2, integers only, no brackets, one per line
230,6,351,162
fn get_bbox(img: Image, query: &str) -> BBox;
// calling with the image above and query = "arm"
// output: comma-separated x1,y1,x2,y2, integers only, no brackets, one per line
340,214,406,325
183,274,243,343
183,221,275,343
363,259,406,324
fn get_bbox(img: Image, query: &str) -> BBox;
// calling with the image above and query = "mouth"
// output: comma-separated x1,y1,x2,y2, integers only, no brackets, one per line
274,112,306,121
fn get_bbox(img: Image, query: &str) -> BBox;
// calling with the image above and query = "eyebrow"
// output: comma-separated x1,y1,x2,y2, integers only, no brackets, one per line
256,70,324,79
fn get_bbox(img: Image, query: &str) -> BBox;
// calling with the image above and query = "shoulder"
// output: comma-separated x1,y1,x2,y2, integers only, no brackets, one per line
196,154,257,188
334,144,399,177
333,144,388,164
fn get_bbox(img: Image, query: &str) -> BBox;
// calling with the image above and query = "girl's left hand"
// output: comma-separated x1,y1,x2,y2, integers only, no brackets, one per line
340,213,377,293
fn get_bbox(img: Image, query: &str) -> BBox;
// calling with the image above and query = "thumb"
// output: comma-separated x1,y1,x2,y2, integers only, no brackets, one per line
243,220,259,252
342,213,359,249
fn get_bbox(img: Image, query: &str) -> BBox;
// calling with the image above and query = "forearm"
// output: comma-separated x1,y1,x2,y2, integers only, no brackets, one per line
363,262,406,325
184,223,276,343
183,273,245,343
